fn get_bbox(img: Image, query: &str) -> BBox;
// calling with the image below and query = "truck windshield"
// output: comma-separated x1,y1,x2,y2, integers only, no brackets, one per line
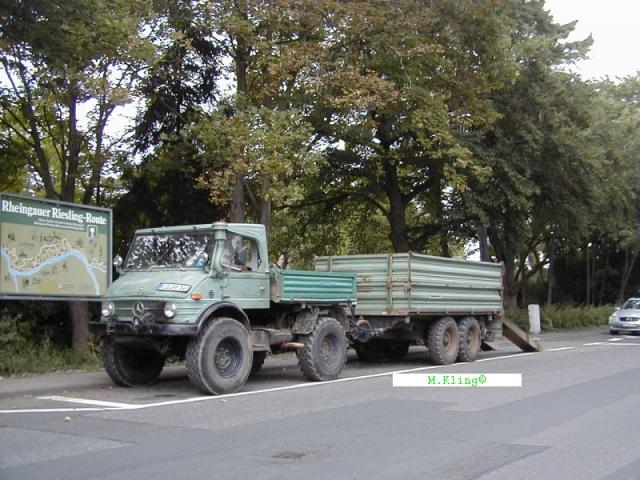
124,232,213,270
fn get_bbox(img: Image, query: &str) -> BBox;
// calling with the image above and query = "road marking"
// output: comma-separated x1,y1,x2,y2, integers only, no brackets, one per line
583,342,605,346
38,396,133,408
608,338,623,342
584,342,640,347
548,347,575,352
0,352,536,414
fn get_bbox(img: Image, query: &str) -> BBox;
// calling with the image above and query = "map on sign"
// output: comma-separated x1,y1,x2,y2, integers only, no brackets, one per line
0,194,111,300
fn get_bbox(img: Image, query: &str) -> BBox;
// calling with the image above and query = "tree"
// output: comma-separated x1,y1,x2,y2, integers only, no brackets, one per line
299,0,513,253
459,0,599,307
195,0,327,228
0,0,154,350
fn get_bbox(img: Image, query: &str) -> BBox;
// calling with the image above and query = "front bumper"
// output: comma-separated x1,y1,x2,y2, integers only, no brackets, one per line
90,319,198,337
610,322,640,332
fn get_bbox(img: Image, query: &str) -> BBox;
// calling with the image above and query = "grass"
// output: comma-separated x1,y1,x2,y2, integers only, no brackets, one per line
506,304,617,331
0,310,101,377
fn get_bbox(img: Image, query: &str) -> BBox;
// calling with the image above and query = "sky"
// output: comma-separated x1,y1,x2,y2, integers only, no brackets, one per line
544,0,640,80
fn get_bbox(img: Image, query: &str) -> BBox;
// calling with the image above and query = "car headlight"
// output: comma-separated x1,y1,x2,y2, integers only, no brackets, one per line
101,302,115,318
164,302,177,319
609,314,616,324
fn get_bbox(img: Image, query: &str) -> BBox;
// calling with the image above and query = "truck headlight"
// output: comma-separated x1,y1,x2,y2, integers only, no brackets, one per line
101,302,115,318
164,302,177,319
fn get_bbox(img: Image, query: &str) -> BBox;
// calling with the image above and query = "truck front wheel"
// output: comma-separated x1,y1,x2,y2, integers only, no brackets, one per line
186,317,252,395
297,317,346,381
427,317,459,365
103,337,165,386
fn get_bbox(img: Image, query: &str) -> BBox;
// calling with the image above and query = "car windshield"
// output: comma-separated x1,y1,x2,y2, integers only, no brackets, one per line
621,299,640,310
124,232,213,270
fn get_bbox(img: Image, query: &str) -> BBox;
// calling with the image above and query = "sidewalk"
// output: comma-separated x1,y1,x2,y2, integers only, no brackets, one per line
0,369,111,400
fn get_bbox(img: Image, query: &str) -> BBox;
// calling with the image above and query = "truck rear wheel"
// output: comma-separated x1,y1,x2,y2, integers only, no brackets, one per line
297,317,346,381
250,351,267,376
427,317,459,365
354,339,386,363
103,337,165,386
457,316,481,362
186,317,252,395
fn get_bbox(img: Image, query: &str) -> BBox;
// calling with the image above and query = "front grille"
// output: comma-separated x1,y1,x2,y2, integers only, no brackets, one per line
114,300,165,323
619,317,640,323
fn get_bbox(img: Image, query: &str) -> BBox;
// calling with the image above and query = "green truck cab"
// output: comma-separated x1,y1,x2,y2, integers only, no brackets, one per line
91,222,356,395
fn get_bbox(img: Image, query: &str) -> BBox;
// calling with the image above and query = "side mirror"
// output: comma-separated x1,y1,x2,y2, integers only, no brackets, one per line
113,255,123,268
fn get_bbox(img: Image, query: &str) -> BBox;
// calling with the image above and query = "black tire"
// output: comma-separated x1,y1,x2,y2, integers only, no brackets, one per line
610,330,620,335
385,341,411,361
354,339,386,363
427,317,459,365
297,317,346,381
102,337,165,387
250,351,267,376
457,316,481,362
186,317,252,395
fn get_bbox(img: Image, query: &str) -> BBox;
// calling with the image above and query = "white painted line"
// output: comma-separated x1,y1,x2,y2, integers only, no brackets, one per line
583,342,605,346
623,335,638,339
475,353,536,362
0,407,122,414
605,342,640,346
608,338,622,342
1,351,537,414
38,396,134,408
548,347,575,352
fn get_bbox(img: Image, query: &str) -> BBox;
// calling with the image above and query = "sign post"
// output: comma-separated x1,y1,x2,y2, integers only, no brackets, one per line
0,193,112,301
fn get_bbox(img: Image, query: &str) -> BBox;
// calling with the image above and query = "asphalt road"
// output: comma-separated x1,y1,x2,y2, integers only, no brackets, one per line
0,328,638,480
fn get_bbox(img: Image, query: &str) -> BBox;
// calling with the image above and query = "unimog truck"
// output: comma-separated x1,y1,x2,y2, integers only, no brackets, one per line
91,222,357,395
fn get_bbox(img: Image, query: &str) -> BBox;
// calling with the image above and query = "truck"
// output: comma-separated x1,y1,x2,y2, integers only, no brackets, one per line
92,222,357,395
92,222,507,395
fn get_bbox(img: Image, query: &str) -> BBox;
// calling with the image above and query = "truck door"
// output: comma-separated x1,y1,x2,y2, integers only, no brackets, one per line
220,235,270,309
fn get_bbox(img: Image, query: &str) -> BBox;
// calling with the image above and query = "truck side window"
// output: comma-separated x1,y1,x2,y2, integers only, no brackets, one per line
224,235,260,272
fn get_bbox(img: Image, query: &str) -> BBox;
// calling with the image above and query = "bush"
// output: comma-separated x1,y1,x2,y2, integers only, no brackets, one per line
505,304,617,331
0,309,100,376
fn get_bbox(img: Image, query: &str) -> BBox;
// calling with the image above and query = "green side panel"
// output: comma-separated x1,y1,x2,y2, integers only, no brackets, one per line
315,253,503,316
270,268,356,304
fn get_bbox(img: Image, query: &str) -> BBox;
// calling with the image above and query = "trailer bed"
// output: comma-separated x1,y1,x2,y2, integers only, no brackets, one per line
316,253,503,316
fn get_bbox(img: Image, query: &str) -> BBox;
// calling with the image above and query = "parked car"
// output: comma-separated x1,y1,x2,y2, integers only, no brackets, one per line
609,298,640,334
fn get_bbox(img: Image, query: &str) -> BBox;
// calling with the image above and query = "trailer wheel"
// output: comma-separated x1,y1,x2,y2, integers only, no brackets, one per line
354,339,386,363
103,337,165,387
186,317,252,395
457,316,481,362
385,341,411,361
250,351,267,376
297,317,346,381
427,317,459,365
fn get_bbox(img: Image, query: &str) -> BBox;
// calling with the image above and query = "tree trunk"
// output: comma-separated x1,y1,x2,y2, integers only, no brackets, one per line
230,175,246,222
69,301,90,354
387,189,409,253
546,254,555,305
259,177,272,234
478,224,489,261
618,246,639,303
503,261,519,309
